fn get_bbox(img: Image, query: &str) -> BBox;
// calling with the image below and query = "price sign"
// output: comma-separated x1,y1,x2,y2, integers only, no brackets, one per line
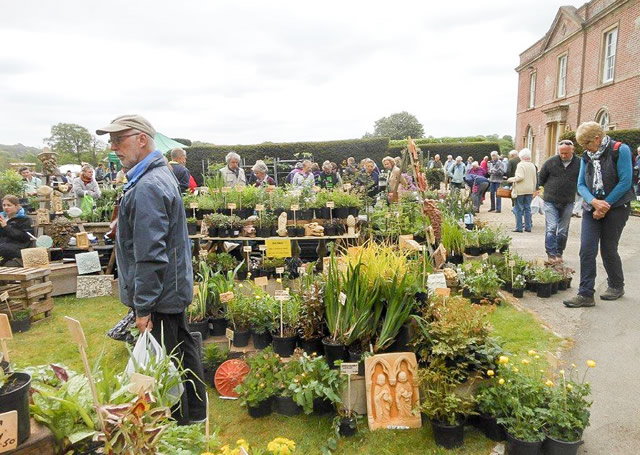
481,253,489,260
225,328,234,341
255,204,265,211
0,410,18,452
243,246,252,253
508,260,516,267
221,187,230,193
189,202,199,209
290,204,300,211
258,244,268,251
254,276,268,287
339,292,347,306
275,267,285,275
340,363,359,375
227,203,237,210
436,287,451,297
0,292,7,302
326,201,335,208
220,292,234,303
0,315,11,341
275,289,290,301
265,239,292,258
65,316,87,348
199,187,210,194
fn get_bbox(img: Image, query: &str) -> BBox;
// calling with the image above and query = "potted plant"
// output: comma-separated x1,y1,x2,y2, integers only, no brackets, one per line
417,361,476,449
323,219,339,237
463,263,504,304
554,265,575,291
0,368,32,445
186,217,199,236
335,409,359,437
256,211,276,238
298,267,326,356
249,291,277,350
201,343,228,387
373,271,414,353
512,274,526,298
285,352,344,415
203,213,227,237
463,229,481,256
272,294,301,357
273,357,304,416
208,267,238,336
225,293,252,347
187,264,210,340
10,309,31,333
475,379,507,441
535,267,558,298
542,362,594,455
441,216,465,263
234,347,280,418
477,227,497,254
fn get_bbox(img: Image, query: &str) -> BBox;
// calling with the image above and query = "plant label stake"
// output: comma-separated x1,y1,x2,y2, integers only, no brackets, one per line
0,314,12,364
190,202,198,218
326,201,334,224
275,290,290,337
254,276,268,288
291,204,299,227
340,362,359,418
509,260,515,284
205,393,211,453
481,253,489,261
0,293,11,322
275,266,284,283
228,203,236,217
256,204,265,228
0,410,18,452
226,328,234,350
64,316,105,432
436,287,450,305
298,266,306,276
243,245,252,267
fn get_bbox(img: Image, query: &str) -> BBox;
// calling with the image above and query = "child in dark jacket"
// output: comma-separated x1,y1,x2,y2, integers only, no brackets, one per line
0,195,33,265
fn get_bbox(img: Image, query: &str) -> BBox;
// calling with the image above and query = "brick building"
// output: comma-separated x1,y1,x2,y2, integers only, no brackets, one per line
515,0,640,166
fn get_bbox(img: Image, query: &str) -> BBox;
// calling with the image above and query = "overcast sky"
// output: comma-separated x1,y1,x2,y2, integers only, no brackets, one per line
0,0,574,148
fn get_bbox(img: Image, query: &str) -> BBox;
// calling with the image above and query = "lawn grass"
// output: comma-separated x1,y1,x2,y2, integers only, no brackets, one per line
7,295,561,454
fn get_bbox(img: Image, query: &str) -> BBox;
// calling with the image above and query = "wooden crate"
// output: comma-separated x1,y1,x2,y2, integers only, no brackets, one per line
0,267,54,322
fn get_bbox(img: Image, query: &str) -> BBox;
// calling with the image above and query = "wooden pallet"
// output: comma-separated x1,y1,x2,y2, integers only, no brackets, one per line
0,267,54,322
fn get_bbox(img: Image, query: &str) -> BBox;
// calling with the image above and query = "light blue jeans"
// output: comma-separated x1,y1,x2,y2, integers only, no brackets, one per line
513,194,532,231
544,201,573,257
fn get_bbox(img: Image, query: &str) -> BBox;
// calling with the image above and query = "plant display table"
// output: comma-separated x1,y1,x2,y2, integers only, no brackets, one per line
0,267,54,322
8,419,56,455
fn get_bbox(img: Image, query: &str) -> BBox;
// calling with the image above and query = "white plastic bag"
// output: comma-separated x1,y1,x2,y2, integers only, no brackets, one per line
125,329,184,404
530,195,544,215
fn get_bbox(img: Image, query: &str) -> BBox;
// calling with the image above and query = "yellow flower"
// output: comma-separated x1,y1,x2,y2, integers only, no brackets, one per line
586,360,596,368
498,355,509,365
545,380,554,387
238,283,244,288
498,378,505,385
521,359,530,365
528,350,537,356
487,370,495,377
512,367,519,373
285,287,290,292
571,363,577,369
566,383,573,391
276,278,282,283
535,355,540,359
559,369,565,376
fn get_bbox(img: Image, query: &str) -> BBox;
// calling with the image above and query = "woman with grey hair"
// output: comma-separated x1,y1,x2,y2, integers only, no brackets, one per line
507,148,537,232
73,164,102,204
317,160,342,189
292,160,315,188
220,151,246,187
250,160,275,187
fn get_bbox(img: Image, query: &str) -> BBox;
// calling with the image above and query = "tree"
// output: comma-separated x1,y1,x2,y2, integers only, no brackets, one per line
44,123,93,164
370,111,425,140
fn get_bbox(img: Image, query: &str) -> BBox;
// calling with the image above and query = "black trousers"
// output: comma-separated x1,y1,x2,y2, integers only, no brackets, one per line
578,204,630,297
150,311,207,423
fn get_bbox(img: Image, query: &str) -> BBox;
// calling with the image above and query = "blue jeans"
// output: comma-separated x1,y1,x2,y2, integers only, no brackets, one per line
489,182,502,211
578,204,630,297
544,201,573,257
513,194,532,231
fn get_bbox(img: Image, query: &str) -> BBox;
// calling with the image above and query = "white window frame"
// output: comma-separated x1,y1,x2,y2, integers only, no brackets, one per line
603,28,618,83
557,54,567,98
597,110,610,129
526,126,534,151
529,72,536,109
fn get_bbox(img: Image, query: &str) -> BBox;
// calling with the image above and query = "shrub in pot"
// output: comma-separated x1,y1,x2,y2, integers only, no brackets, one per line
535,267,561,298
201,343,228,387
225,293,252,348
511,274,526,299
461,261,504,302
186,217,199,236
255,211,276,238
234,347,280,418
249,290,277,350
272,294,301,357
10,310,31,334
273,358,304,416
417,361,475,449
298,267,325,356
187,269,210,341
0,369,31,444
336,410,358,437
475,380,507,441
285,352,344,415
372,271,414,354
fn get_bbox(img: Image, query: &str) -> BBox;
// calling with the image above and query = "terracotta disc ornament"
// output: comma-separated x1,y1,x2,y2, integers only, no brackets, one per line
215,359,250,398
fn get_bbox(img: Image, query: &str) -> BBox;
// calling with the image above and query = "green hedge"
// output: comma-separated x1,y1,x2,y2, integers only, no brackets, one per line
186,137,389,184
387,141,502,163
561,128,640,156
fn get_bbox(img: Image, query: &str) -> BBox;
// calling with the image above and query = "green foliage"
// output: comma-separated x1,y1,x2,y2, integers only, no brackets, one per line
440,215,465,255
44,123,103,165
202,343,228,370
370,199,430,239
298,275,325,341
235,347,281,407
388,141,502,162
205,252,239,273
0,169,25,198
248,289,278,335
373,272,415,353
543,365,592,442
157,422,214,455
462,261,504,299
185,137,390,184
370,111,425,140
278,294,302,337
286,353,344,414
424,168,444,189
225,293,253,331
534,267,562,284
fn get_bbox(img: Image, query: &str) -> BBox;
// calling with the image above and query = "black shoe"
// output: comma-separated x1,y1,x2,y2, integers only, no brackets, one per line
488,209,495,212
525,229,532,232
563,295,595,308
512,229,522,233
600,287,624,301
496,211,501,213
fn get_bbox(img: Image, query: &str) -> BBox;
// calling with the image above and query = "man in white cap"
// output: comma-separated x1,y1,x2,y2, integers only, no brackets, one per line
96,114,206,424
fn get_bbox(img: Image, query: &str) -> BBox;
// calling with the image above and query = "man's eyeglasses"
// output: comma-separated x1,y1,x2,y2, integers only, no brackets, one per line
108,132,141,145
558,140,573,146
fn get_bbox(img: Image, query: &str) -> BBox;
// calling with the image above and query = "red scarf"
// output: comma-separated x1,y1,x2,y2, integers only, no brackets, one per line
81,174,92,185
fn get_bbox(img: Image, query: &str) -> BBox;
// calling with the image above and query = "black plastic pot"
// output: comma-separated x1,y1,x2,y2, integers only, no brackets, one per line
252,331,272,350
233,329,251,348
388,323,410,352
334,207,349,219
210,317,227,337
10,317,31,334
256,227,271,238
479,414,506,441
318,207,331,219
447,254,463,265
462,287,472,298
219,208,231,216
287,226,297,237
347,346,365,376
0,372,31,444
506,431,544,455
188,223,199,236
551,281,559,294
566,278,572,288
324,225,338,236
236,270,248,280
272,334,297,357
543,435,583,455
202,366,215,388
219,228,232,238
188,320,209,341
348,207,359,217
231,229,240,238
431,420,464,449
322,338,347,369
274,395,302,416
503,281,513,293
537,282,553,298
298,209,313,220
247,397,273,418
500,245,509,253
526,280,538,292
512,287,525,298
312,397,335,415
207,226,218,237
557,280,568,291
299,336,323,356
294,226,305,237
50,249,64,261
465,246,481,256
339,417,357,437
